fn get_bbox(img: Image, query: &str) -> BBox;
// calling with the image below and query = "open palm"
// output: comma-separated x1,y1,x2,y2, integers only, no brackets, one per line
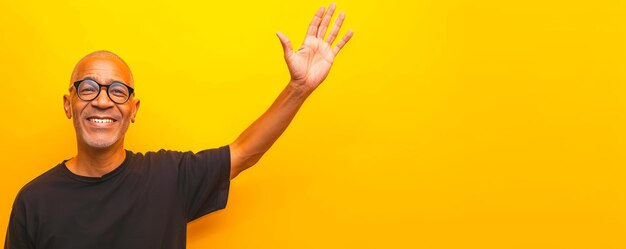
277,3,354,93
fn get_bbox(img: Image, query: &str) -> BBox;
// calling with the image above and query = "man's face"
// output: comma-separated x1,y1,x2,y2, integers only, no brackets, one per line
63,54,140,150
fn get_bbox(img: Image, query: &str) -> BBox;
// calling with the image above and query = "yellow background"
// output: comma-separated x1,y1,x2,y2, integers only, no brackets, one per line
1,0,626,248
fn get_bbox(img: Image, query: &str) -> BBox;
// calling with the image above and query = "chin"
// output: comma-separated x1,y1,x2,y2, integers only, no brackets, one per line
86,139,118,149
74,119,129,150
81,132,122,149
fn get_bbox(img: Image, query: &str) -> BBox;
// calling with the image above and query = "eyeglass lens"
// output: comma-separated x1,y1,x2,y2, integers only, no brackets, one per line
77,80,130,104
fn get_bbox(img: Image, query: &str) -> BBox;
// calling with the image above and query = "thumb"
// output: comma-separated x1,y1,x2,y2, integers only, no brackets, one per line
276,32,293,58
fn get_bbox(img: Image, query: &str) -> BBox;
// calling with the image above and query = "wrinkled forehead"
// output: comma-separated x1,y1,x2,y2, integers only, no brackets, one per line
70,53,134,88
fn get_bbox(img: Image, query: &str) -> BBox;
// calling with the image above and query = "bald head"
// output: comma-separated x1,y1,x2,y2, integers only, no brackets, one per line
70,50,134,88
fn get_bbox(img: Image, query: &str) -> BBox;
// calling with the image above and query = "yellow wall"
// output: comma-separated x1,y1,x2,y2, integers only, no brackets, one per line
1,0,626,248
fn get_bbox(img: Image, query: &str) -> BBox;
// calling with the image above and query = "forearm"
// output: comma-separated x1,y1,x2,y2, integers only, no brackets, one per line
229,81,312,178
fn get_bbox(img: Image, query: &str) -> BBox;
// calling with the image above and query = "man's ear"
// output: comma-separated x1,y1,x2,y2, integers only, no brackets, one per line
131,98,140,123
63,94,72,119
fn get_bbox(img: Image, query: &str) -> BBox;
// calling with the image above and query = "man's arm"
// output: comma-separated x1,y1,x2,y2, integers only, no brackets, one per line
229,3,353,179
5,195,35,249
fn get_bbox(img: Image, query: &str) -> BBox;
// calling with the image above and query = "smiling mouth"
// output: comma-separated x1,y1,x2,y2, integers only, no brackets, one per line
87,118,117,123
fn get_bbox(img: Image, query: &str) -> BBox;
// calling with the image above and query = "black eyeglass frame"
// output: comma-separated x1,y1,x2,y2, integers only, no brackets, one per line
70,79,135,104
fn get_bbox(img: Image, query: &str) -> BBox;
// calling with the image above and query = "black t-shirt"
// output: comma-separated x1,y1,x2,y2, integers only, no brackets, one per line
5,146,231,249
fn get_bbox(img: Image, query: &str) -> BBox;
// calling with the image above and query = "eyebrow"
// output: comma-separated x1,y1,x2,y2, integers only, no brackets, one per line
77,76,127,85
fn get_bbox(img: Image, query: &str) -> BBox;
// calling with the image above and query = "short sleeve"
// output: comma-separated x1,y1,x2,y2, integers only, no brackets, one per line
177,145,231,221
4,194,35,249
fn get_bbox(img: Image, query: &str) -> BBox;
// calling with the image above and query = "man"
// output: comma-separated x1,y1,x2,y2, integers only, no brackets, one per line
5,3,353,248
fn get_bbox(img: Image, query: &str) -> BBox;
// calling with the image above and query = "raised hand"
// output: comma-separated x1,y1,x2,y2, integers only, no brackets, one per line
276,3,354,93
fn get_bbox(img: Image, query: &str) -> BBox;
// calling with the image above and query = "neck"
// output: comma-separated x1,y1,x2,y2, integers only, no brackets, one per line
66,140,127,177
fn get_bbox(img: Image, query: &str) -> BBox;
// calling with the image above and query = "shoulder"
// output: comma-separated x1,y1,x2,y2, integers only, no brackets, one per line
15,164,66,203
125,149,193,175
131,146,230,170
132,149,189,165
135,147,229,164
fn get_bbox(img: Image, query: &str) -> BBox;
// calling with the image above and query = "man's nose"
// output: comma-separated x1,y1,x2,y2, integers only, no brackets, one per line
90,88,114,108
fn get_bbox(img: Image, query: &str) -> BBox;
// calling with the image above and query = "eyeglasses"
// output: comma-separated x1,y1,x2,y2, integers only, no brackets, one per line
70,79,135,104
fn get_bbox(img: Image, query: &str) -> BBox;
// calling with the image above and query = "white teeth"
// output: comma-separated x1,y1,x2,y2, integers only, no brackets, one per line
89,118,114,123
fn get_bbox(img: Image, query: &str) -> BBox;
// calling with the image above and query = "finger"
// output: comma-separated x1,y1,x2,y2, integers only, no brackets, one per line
332,29,354,55
276,32,293,58
306,6,325,38
326,11,345,45
317,3,336,39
